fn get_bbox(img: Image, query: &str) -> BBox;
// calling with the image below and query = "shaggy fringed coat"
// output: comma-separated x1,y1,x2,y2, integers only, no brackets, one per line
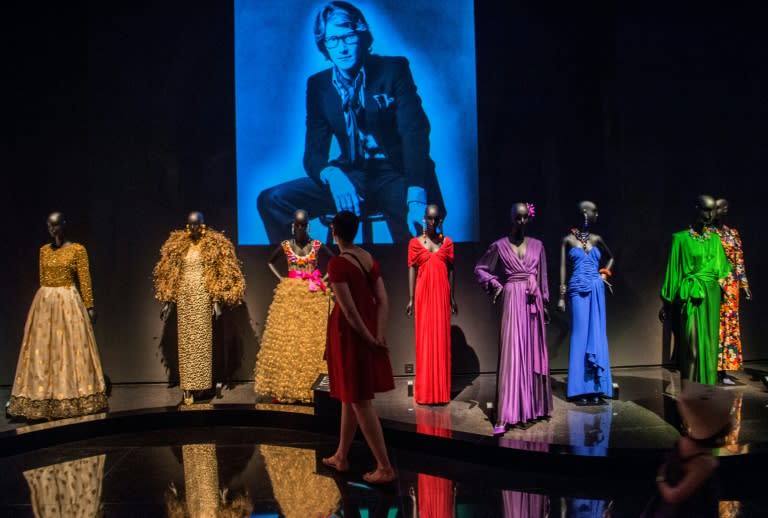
153,229,245,306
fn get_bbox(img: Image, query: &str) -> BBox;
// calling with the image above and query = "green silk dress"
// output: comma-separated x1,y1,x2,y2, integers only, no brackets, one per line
661,229,730,385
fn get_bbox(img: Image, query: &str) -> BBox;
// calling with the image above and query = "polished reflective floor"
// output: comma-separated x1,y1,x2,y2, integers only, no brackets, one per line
1,426,766,517
4,365,768,454
2,365,768,516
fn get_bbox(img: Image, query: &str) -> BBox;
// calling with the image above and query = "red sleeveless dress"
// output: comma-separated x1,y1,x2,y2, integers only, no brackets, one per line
326,256,394,403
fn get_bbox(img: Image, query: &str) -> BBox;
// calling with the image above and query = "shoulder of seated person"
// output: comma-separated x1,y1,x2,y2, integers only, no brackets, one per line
367,54,409,71
687,453,718,471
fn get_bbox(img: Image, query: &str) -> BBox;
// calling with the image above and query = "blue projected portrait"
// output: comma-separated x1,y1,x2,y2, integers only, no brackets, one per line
235,0,477,244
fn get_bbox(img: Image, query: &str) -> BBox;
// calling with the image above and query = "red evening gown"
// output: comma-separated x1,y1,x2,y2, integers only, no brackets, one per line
408,237,454,404
326,256,394,403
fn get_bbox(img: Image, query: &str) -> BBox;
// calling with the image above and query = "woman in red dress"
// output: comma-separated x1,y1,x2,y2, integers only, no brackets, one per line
407,204,456,404
322,211,396,484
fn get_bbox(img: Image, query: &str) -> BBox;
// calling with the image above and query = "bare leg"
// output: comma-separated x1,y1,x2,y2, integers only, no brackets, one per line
351,400,396,482
323,402,356,471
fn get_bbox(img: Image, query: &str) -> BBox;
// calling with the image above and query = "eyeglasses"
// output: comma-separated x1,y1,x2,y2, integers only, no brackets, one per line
324,32,360,49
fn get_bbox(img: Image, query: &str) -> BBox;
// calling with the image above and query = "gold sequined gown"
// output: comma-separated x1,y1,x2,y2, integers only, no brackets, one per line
254,240,331,403
8,243,108,420
177,244,213,391
23,454,106,518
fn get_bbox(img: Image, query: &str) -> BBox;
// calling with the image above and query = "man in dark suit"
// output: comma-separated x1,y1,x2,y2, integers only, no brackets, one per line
257,1,444,243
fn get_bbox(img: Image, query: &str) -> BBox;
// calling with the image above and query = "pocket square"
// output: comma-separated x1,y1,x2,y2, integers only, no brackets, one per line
372,93,395,110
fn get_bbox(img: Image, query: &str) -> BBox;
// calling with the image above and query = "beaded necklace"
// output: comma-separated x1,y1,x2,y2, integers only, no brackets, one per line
688,226,711,242
282,239,318,268
570,227,590,251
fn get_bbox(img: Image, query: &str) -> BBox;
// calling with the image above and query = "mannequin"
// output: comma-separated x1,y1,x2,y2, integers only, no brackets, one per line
406,204,456,405
7,212,108,420
660,195,730,385
154,211,246,405
475,203,552,434
710,198,752,385
558,201,615,405
254,209,334,403
265,210,334,282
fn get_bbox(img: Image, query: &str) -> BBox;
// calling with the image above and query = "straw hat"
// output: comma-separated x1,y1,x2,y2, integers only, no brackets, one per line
677,380,735,440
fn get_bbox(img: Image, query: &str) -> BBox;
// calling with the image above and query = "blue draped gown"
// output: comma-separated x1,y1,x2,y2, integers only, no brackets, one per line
566,246,613,398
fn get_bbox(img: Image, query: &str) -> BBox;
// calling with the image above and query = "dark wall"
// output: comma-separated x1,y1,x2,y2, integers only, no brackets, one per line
3,2,767,385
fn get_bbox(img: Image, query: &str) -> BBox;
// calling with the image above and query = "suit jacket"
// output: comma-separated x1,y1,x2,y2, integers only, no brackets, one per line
303,54,444,213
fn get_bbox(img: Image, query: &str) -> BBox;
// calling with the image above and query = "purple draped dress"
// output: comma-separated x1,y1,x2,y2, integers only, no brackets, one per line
475,237,553,427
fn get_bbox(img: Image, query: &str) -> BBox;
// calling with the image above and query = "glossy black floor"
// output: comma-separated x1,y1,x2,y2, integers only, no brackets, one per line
0,426,763,517
1,365,768,516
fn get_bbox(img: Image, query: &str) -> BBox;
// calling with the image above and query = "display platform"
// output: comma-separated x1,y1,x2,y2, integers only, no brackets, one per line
2,365,767,498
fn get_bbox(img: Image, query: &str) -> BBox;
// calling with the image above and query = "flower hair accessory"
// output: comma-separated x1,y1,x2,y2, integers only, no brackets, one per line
526,203,536,218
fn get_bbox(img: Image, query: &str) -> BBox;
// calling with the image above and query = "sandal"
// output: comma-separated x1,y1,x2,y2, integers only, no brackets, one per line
321,455,349,473
363,467,397,485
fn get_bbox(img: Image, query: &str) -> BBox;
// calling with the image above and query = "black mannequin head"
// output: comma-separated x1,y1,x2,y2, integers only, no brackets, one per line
693,195,716,228
186,211,206,241
47,212,67,243
578,201,598,229
292,209,309,242
423,204,442,236
510,203,530,230
714,198,729,226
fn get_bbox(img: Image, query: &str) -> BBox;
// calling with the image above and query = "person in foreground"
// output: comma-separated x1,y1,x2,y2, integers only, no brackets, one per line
643,380,734,517
322,210,397,484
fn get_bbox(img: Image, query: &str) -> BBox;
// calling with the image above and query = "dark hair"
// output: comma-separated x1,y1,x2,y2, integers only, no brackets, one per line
331,210,359,243
314,1,373,60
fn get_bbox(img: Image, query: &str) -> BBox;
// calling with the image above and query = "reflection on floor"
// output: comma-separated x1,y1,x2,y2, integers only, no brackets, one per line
4,365,768,454
24,454,106,517
0,367,765,515
1,427,767,517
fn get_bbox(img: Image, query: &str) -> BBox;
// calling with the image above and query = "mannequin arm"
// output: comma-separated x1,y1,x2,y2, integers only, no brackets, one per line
320,244,335,282
406,265,417,316
473,242,502,303
597,235,615,277
161,301,174,321
267,244,283,281
557,237,568,311
658,303,669,323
